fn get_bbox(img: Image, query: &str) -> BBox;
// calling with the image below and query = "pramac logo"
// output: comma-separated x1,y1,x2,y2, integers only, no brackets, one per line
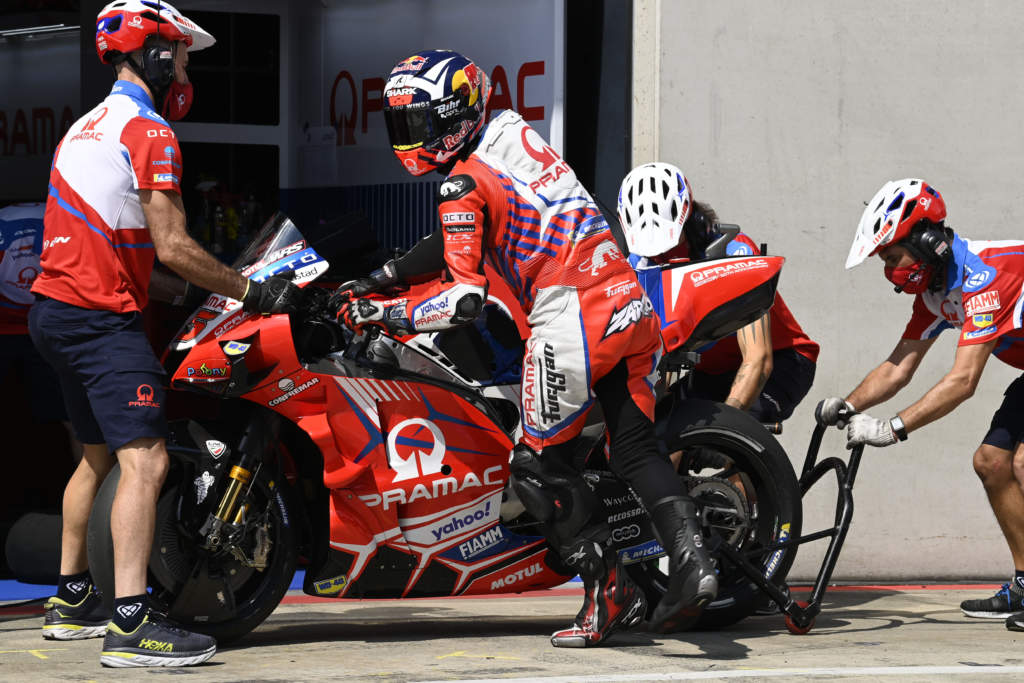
386,418,446,483
129,384,160,408
69,107,108,143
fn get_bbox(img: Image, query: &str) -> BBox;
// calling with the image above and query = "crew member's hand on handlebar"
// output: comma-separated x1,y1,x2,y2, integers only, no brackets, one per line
815,397,855,428
845,413,898,449
242,276,302,315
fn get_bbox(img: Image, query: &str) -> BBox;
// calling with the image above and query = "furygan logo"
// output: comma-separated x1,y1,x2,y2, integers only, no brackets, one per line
129,384,160,408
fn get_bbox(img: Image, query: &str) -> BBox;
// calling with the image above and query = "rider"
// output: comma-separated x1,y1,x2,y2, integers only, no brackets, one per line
30,1,298,667
616,163,819,425
333,50,718,646
817,178,1024,632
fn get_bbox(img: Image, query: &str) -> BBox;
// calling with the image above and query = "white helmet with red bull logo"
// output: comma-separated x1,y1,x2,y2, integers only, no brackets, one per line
383,50,492,176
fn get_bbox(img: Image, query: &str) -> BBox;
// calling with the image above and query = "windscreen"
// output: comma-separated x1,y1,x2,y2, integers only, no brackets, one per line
167,213,329,351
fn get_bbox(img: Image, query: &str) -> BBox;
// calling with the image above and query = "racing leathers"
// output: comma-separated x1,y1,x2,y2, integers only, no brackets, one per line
346,110,717,642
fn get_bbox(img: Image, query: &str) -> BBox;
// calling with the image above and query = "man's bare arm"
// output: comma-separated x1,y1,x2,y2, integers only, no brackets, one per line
846,336,936,411
141,189,248,300
726,312,772,410
897,339,996,432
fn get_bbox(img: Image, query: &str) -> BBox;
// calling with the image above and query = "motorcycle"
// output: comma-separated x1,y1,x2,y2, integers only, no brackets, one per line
87,213,801,642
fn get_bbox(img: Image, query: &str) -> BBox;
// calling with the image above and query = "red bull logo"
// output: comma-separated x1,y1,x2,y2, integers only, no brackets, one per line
392,55,426,73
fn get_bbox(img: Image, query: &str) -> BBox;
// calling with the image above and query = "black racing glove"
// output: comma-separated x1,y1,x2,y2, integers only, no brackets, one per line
242,276,302,315
338,260,401,298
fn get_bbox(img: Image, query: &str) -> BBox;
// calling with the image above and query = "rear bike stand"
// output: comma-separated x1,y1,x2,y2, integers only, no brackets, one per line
711,423,864,634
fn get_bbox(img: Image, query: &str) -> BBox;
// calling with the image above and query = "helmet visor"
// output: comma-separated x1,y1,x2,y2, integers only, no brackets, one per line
384,105,438,151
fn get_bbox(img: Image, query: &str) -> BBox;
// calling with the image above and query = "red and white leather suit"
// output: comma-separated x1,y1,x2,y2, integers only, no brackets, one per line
383,111,662,451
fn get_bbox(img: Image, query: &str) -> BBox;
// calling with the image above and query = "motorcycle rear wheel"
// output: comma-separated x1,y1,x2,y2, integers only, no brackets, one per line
629,399,802,630
87,459,298,643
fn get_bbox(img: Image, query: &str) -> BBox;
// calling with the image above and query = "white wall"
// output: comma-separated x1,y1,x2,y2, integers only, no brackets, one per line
637,0,1024,580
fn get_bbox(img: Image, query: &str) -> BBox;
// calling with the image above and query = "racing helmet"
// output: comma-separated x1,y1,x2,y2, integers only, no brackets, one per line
382,50,492,176
95,0,215,68
617,162,694,257
846,178,946,269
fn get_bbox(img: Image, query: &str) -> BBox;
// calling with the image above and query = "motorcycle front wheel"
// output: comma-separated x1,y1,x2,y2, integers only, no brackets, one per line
87,457,298,643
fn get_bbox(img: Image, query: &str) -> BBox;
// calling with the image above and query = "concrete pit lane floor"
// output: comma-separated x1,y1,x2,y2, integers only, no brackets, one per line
3,584,1024,681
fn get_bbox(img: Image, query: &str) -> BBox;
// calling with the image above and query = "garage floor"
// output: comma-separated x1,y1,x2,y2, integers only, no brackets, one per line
3,584,1024,681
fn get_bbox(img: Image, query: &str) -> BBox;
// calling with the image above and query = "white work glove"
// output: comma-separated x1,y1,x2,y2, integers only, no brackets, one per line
846,413,898,450
815,397,855,428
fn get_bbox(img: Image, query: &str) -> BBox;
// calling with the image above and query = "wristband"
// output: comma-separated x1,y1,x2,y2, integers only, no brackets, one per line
889,415,908,441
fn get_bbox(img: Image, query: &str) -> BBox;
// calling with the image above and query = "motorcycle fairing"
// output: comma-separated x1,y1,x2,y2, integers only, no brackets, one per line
636,255,784,352
312,374,570,598
459,547,566,595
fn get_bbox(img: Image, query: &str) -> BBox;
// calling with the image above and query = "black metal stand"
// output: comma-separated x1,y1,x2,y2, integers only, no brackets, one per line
713,423,863,633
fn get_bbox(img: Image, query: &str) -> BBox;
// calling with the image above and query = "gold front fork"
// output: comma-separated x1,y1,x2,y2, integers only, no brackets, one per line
214,465,253,524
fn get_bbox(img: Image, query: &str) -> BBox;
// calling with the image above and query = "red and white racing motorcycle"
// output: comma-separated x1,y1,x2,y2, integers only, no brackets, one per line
87,214,801,641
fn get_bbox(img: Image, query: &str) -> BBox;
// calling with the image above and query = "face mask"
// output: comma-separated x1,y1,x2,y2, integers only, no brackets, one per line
162,80,193,121
884,262,933,294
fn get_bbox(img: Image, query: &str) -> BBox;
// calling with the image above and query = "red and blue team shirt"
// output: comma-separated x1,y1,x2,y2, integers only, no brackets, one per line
903,234,1024,370
0,202,45,335
32,80,182,313
629,232,820,374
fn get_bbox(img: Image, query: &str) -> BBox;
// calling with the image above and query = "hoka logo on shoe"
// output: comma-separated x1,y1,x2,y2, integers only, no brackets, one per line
139,638,173,652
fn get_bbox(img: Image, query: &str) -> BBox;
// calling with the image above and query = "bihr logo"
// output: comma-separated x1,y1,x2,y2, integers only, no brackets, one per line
387,418,446,483
129,384,160,408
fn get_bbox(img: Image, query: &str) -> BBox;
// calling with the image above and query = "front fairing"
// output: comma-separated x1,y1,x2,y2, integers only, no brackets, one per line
163,213,329,395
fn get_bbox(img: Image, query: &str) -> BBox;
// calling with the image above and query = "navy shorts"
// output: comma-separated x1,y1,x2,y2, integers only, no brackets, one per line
28,297,167,451
687,348,817,423
983,373,1024,451
0,333,68,422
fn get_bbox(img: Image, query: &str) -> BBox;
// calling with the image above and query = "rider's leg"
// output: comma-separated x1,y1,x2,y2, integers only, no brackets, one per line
510,443,646,648
594,357,717,632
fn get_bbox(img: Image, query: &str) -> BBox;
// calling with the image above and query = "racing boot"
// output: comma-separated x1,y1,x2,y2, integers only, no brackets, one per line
647,495,718,632
550,538,647,648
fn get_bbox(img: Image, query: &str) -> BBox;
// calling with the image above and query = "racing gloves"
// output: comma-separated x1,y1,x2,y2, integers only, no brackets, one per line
242,277,302,315
334,260,402,299
814,397,855,428
336,297,412,335
845,413,899,449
